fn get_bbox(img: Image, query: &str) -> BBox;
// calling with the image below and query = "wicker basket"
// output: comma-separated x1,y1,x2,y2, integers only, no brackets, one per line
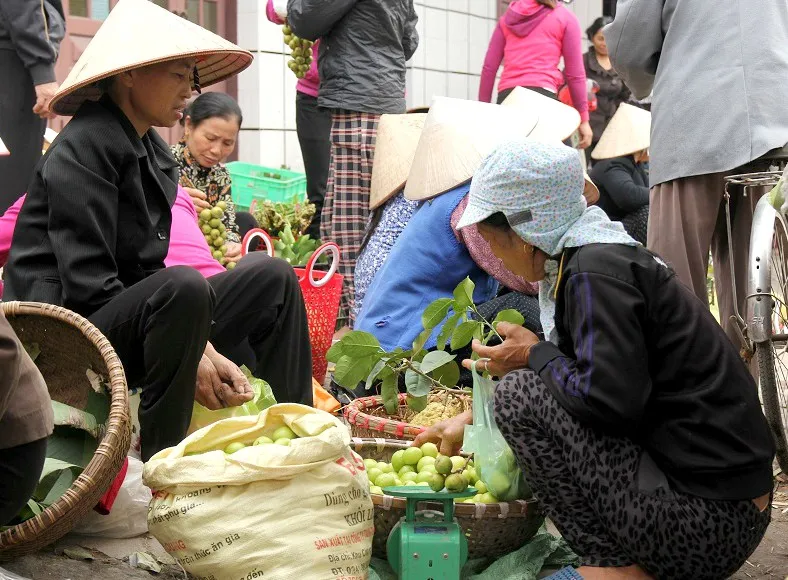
351,438,544,560
0,302,130,559
344,392,471,441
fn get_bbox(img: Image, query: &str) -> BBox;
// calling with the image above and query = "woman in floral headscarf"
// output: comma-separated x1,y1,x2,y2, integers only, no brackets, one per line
414,140,774,580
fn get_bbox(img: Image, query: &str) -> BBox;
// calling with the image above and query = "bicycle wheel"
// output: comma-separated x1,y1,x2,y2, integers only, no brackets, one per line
755,210,788,474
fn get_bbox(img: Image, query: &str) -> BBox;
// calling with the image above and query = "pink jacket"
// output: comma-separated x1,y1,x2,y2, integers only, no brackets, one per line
479,0,588,122
266,0,320,98
0,187,225,292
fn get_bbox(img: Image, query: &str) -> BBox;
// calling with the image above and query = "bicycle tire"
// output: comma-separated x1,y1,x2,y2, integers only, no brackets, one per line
756,341,788,473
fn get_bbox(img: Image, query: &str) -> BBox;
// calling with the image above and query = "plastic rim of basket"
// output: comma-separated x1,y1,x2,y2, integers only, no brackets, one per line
241,228,275,257
298,242,340,288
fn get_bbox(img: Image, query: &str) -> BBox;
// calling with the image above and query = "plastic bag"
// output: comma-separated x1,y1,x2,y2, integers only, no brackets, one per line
187,366,277,435
463,360,530,502
72,457,150,538
0,566,31,580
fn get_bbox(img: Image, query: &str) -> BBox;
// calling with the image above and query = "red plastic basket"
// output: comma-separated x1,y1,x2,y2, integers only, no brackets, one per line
242,229,343,383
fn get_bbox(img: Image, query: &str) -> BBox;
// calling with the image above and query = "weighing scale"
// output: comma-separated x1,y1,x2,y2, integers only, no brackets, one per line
384,486,477,580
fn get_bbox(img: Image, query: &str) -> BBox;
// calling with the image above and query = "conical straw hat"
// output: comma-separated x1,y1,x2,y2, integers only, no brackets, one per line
404,97,539,201
501,87,580,142
591,103,651,160
370,114,427,210
49,0,252,116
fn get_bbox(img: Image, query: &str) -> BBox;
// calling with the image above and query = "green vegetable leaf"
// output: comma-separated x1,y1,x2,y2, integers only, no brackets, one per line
365,359,387,391
412,328,431,354
431,360,461,388
405,363,431,398
451,321,481,351
421,298,453,330
333,354,378,389
406,394,428,413
341,331,383,358
492,309,526,328
453,277,475,310
381,375,399,415
420,350,456,374
437,312,463,351
325,340,345,364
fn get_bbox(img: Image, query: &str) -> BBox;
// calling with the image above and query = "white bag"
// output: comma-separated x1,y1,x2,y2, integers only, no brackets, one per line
72,457,150,538
143,404,374,580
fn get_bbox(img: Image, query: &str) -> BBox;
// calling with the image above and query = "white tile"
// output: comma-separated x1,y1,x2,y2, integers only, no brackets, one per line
486,0,499,19
423,0,446,7
283,73,298,131
285,130,305,173
447,73,469,99
237,0,257,15
467,74,481,100
238,129,261,164
469,15,491,75
258,11,288,54
447,0,469,13
259,130,287,168
425,70,448,102
256,53,286,129
468,0,488,17
236,57,261,128
237,8,259,51
425,8,448,70
446,12,469,73
408,3,426,68
406,67,427,109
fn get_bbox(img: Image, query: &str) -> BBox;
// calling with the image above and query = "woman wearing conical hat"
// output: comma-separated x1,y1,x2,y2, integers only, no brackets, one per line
589,103,651,244
3,0,313,462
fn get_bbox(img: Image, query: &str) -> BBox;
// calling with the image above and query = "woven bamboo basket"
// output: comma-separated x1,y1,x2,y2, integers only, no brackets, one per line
0,302,130,559
351,438,544,560
344,391,471,441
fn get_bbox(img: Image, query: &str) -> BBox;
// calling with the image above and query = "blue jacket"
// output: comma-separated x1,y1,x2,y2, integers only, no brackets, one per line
355,184,498,352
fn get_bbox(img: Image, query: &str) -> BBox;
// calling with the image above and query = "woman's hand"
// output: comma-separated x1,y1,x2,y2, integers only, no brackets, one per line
461,322,540,377
196,344,254,409
577,121,593,150
412,410,472,456
224,241,242,263
184,187,211,210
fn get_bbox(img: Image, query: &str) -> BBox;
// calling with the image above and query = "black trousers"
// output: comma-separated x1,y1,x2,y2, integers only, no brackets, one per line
496,85,557,104
0,50,46,215
0,437,48,525
88,254,312,461
296,92,332,240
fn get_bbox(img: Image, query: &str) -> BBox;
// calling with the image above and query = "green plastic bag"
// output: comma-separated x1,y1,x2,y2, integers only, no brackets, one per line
187,366,277,435
463,360,530,502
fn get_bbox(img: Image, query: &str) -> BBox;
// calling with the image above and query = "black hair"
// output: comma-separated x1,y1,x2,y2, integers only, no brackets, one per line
480,212,511,230
180,92,243,128
586,16,612,41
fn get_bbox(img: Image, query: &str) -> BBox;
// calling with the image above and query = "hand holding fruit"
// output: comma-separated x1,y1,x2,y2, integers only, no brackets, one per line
462,322,540,377
185,186,211,211
224,241,242,263
205,344,254,406
412,409,472,457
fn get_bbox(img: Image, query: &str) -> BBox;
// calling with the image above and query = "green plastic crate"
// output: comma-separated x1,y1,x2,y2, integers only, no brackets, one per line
227,161,307,210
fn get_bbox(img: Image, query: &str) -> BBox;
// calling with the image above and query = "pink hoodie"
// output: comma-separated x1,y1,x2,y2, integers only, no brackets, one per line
266,0,320,98
0,186,225,295
479,0,588,122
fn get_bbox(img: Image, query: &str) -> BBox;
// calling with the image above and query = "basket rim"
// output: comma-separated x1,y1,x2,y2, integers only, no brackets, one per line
350,437,538,518
0,301,130,551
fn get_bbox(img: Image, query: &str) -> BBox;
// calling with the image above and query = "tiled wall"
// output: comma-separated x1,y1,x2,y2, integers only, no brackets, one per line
236,0,601,172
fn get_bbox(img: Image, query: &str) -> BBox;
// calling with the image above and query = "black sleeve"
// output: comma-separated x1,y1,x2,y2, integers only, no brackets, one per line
402,3,419,61
597,159,650,213
286,0,358,41
527,271,652,434
0,0,60,84
42,137,125,312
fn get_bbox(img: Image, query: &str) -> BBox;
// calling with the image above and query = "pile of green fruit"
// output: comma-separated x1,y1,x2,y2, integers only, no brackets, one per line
199,201,235,270
363,443,502,504
188,425,299,456
282,22,313,79
273,222,320,266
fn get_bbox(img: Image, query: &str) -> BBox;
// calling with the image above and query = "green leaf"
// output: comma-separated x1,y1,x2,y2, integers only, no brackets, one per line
421,298,453,330
412,328,431,354
437,312,463,351
420,350,456,374
453,277,475,310
333,354,378,389
405,363,431,398
406,394,428,413
388,348,412,362
381,375,399,415
451,321,481,351
432,360,461,388
341,331,383,358
492,309,526,328
365,359,387,391
325,340,345,363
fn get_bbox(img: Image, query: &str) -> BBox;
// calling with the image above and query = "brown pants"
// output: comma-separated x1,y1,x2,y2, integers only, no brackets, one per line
648,173,770,346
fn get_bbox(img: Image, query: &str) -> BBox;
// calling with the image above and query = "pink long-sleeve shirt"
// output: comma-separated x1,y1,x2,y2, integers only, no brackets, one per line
0,187,225,294
266,0,320,98
479,0,588,122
